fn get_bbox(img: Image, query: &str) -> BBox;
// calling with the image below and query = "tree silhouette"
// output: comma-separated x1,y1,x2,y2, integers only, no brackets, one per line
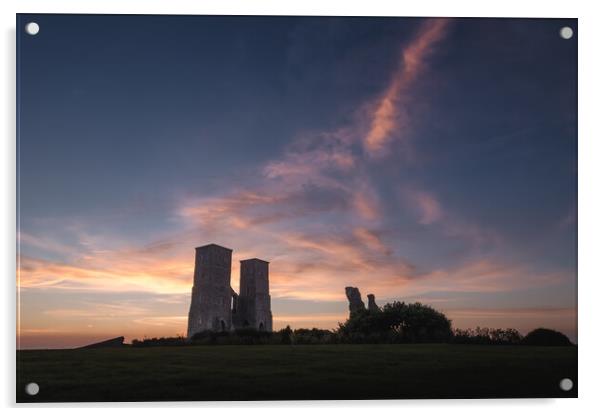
522,328,573,346
338,301,452,343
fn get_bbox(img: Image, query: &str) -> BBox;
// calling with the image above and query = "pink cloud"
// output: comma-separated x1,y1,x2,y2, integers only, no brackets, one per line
18,231,76,256
408,189,443,225
412,259,570,294
18,236,195,294
400,186,502,250
352,184,381,221
263,128,357,187
363,19,450,158
352,227,391,255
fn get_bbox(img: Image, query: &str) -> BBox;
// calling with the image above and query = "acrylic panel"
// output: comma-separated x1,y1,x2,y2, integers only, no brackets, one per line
16,14,577,402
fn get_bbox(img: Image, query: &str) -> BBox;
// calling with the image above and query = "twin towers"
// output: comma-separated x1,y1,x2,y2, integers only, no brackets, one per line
187,244,273,338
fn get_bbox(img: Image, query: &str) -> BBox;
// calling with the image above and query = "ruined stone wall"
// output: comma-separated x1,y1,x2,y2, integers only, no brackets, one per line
187,244,233,337
236,259,272,331
367,294,380,312
345,286,366,317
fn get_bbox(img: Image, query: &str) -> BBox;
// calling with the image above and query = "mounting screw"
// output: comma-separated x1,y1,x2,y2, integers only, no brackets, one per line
25,22,40,35
559,26,573,40
25,382,39,396
559,378,573,391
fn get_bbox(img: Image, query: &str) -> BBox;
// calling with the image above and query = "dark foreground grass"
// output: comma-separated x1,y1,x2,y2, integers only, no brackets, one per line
17,344,577,402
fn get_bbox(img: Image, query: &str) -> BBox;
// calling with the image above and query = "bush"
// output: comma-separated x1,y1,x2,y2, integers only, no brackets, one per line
279,325,293,345
522,328,573,346
132,328,301,347
293,328,338,344
451,327,523,345
337,301,452,343
131,336,188,347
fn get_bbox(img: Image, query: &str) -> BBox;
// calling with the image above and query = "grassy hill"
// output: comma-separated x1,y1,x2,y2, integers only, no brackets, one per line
17,344,577,402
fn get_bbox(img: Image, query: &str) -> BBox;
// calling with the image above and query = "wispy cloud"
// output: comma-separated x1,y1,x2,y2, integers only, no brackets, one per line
264,128,357,185
363,19,450,158
18,231,79,257
19,246,193,294
405,188,443,225
412,259,569,294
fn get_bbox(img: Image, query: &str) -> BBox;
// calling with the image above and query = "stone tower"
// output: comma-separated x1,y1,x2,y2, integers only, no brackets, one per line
234,258,273,331
187,244,233,337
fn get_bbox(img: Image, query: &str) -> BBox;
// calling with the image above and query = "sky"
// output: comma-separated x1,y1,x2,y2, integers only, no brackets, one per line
17,15,577,348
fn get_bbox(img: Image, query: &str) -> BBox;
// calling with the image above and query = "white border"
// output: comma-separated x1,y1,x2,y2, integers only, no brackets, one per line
3,1,601,415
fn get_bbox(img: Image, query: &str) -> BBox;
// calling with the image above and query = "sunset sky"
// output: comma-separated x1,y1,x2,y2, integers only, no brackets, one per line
17,15,577,348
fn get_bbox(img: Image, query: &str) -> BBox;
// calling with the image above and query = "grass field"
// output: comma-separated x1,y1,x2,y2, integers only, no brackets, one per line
16,344,577,402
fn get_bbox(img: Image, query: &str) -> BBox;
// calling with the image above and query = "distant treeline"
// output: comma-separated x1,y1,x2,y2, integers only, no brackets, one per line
132,301,573,347
131,326,572,347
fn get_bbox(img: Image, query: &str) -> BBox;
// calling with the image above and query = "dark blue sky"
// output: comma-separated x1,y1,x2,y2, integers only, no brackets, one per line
17,15,577,347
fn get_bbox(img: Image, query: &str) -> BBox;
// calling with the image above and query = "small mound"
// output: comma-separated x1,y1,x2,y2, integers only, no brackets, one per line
79,336,125,349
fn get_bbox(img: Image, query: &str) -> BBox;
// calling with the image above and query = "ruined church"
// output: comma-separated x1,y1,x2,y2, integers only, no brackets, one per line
187,243,273,338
